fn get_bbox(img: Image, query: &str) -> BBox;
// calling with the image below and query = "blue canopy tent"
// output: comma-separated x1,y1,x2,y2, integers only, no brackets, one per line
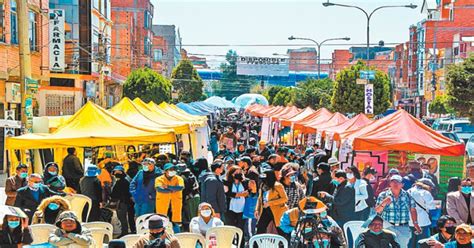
204,96,236,109
189,102,216,114
234,94,269,109
176,102,209,116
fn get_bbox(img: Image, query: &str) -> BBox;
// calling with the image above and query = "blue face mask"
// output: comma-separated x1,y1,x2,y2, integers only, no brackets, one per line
320,211,327,218
86,170,98,177
313,239,330,248
142,165,149,172
8,221,20,229
370,230,383,235
48,203,60,211
30,182,41,191
49,171,58,176
331,179,340,186
290,175,296,183
461,186,472,195
19,172,28,179
304,227,313,234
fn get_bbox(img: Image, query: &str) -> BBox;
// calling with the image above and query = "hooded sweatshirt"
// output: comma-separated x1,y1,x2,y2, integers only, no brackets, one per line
48,211,93,247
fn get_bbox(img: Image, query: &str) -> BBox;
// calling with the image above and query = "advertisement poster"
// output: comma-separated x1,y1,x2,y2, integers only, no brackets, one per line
415,154,441,182
260,117,271,142
353,151,389,177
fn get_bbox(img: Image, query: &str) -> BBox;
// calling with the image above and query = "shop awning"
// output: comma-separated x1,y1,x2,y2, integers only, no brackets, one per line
6,102,176,150
292,108,333,131
320,113,373,140
270,106,301,122
303,112,349,133
342,109,465,156
280,107,316,127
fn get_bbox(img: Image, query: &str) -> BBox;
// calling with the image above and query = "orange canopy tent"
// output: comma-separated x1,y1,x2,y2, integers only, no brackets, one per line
303,112,349,133
250,105,278,117
245,104,266,114
342,110,465,156
256,106,285,118
293,108,334,132
320,113,373,140
280,107,315,127
270,106,301,122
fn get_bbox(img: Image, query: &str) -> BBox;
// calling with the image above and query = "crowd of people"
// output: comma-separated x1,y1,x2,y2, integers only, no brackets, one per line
1,111,474,248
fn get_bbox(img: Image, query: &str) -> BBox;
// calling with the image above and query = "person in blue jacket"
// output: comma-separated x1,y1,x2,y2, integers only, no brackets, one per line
130,158,162,216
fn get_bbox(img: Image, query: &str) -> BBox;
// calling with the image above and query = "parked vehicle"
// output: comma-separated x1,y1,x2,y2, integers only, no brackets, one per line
437,119,474,143
438,131,462,143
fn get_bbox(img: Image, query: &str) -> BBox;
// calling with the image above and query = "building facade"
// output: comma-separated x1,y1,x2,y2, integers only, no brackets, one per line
152,25,182,77
287,47,317,72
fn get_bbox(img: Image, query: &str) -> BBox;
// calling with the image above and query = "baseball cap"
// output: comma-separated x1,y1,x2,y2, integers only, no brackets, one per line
281,167,296,178
456,224,472,234
390,174,403,183
417,178,435,188
388,168,400,175
163,163,176,171
328,157,339,165
259,140,266,145
142,158,156,165
112,165,125,172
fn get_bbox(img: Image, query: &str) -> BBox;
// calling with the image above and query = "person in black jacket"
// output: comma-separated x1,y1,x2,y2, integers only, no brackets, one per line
200,161,226,219
319,170,356,228
0,214,33,247
110,165,135,237
62,147,84,193
14,173,66,222
362,167,377,214
79,165,103,222
223,165,250,230
355,215,400,248
311,162,335,199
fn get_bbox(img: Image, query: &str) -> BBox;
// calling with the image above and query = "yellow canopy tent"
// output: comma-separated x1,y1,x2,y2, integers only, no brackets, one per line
109,97,191,134
6,101,176,150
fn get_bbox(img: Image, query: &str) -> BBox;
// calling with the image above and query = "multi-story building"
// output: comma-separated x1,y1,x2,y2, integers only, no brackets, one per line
330,49,352,80
0,0,50,169
287,47,317,72
188,55,209,69
152,25,182,77
47,0,115,113
111,0,154,78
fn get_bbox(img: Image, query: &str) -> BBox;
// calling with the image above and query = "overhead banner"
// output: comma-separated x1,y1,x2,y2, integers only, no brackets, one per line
237,56,289,77
49,9,65,72
364,84,374,115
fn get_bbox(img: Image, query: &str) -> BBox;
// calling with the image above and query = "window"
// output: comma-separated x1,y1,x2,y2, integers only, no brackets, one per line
144,37,151,56
144,10,151,29
10,0,17,45
449,8,454,21
0,4,4,42
28,11,37,51
153,49,163,62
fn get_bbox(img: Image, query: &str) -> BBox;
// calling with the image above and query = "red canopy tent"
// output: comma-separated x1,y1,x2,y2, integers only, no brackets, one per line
320,114,373,140
245,104,265,113
280,107,315,127
270,106,302,122
303,112,349,133
341,110,465,156
293,109,335,133
292,108,332,130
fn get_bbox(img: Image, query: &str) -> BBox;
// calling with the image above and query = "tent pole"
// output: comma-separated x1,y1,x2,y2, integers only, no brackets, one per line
188,134,193,159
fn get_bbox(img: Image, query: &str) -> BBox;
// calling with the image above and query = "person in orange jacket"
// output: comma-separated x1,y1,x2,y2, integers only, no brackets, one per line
155,163,184,230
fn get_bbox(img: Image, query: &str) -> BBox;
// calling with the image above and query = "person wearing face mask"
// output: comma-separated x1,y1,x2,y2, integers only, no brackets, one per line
280,164,305,209
5,164,29,206
0,214,32,247
62,147,84,193
223,165,250,230
189,202,224,236
110,165,136,237
48,211,93,247
255,169,289,235
200,161,226,219
14,173,67,222
318,170,356,228
43,162,67,193
130,158,161,217
155,163,184,231
134,215,180,248
345,166,369,221
32,195,71,224
355,215,400,248
444,224,474,248
79,165,103,222
447,178,474,225
418,215,456,247
362,167,377,214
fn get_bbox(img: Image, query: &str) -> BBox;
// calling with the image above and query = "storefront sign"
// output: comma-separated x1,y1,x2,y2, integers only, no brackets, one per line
237,56,289,77
5,82,21,104
49,9,65,72
364,84,374,115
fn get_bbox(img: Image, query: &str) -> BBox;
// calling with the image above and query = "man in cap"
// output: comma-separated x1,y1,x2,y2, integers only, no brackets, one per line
200,161,226,219
327,157,340,173
375,174,420,247
79,165,103,221
134,215,180,248
444,224,474,248
355,215,400,247
48,211,93,246
407,178,437,247
374,168,400,197
130,157,161,216
280,164,305,209
155,163,184,232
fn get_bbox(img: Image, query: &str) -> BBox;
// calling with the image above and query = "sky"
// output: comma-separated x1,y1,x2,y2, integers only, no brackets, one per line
154,0,425,68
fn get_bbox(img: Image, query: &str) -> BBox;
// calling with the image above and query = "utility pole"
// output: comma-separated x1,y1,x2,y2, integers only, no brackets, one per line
17,0,32,130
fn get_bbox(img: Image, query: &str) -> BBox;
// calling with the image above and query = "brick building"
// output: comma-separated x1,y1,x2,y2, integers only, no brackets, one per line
111,0,154,76
329,49,352,80
287,47,317,72
152,25,182,77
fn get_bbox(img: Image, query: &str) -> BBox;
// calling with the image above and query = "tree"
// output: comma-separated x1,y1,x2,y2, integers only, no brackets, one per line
171,60,204,103
331,61,391,115
429,95,454,115
263,86,284,105
273,87,296,106
294,78,334,109
123,67,171,104
446,55,474,123
217,50,254,100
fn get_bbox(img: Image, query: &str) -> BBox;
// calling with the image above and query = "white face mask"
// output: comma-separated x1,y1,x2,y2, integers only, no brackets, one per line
201,209,212,217
347,173,354,179
168,171,177,177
